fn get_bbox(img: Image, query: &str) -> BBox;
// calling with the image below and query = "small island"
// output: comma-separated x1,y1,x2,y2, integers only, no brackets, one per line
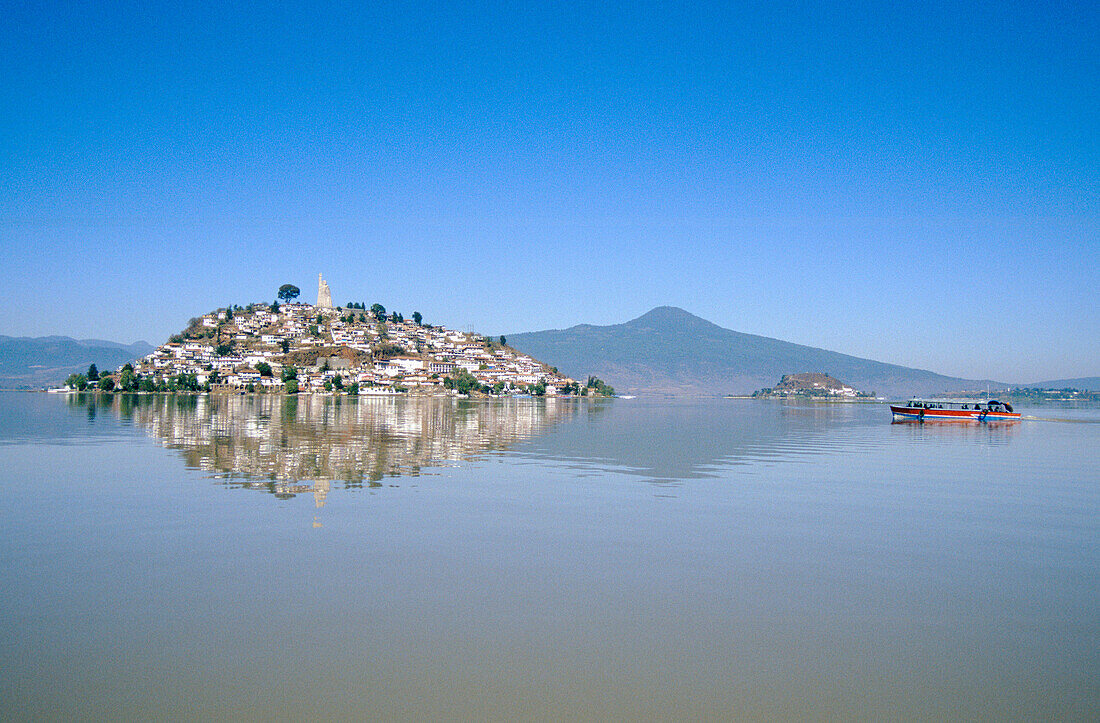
749,373,877,400
61,277,614,398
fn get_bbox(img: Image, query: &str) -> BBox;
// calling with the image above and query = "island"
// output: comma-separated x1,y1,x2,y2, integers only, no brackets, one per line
61,277,614,398
748,372,877,399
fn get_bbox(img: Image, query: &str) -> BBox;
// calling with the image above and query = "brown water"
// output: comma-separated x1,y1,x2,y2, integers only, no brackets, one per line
1,393,1097,720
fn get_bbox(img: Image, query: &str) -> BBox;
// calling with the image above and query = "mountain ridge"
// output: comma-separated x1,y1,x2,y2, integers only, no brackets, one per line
506,307,1010,398
1022,377,1100,391
0,335,154,389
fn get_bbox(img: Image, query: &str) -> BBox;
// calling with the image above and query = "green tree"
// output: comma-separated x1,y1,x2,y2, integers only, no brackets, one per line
450,369,481,395
347,381,359,395
139,376,156,392
216,344,232,356
412,311,422,325
172,373,198,391
585,376,615,397
270,301,280,313
323,380,333,392
225,307,234,321
66,373,88,391
499,336,506,347
118,367,137,392
285,379,299,394
332,374,343,390
278,284,300,303
281,365,298,382
370,303,386,321
87,363,99,381
255,362,273,377
98,376,115,391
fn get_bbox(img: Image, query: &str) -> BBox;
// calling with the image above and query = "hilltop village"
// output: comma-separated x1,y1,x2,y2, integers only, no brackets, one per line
65,276,614,397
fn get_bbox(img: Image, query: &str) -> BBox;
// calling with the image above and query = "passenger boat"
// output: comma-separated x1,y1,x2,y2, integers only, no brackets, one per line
890,398,1020,422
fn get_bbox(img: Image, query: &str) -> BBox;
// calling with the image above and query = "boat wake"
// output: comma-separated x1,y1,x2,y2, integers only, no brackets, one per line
1021,415,1100,424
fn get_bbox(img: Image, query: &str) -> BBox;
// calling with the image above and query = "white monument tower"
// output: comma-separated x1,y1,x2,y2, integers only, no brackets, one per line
317,273,333,308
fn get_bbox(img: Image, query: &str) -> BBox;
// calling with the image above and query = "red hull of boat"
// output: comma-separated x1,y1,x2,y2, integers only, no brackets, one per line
890,405,1020,422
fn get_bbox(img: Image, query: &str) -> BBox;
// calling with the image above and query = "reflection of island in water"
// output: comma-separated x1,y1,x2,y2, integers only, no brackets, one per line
68,394,578,501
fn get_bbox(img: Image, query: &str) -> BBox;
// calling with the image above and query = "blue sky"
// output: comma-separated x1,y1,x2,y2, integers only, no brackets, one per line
1,0,1096,382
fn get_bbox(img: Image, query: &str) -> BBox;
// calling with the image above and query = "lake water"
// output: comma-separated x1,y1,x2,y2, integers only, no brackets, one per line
1,392,1097,720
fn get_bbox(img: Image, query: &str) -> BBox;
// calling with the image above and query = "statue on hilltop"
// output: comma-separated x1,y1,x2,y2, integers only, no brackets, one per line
317,273,333,308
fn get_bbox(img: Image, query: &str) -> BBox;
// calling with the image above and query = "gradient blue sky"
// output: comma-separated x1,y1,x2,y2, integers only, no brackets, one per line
2,0,1096,382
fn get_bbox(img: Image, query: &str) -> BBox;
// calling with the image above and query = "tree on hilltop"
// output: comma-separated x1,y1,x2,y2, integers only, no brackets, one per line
412,311,422,326
277,284,300,303
370,303,386,321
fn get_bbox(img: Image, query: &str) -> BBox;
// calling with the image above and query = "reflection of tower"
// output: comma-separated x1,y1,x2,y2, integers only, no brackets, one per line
317,273,333,308
313,480,330,508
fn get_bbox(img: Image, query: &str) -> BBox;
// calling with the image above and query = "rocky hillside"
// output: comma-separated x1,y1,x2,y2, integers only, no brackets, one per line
773,373,854,392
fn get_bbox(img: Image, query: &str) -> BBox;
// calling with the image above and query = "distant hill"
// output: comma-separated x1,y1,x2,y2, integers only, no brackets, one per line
0,336,154,389
773,373,854,392
1022,377,1100,391
506,306,1008,398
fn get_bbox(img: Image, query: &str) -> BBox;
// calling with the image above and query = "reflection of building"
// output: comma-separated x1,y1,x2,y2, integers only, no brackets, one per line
313,480,329,508
82,394,574,502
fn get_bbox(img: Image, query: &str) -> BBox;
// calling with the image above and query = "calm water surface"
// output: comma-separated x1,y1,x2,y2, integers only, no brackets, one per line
1,392,1097,720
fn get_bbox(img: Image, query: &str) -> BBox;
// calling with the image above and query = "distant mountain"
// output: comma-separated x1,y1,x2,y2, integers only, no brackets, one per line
506,306,1008,398
0,336,154,389
1022,377,1100,391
